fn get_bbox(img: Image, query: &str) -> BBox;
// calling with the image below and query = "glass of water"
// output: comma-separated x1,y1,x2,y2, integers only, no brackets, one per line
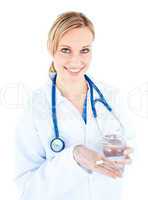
101,133,126,172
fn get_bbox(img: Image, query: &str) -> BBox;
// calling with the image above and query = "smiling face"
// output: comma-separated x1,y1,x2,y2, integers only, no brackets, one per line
52,27,94,81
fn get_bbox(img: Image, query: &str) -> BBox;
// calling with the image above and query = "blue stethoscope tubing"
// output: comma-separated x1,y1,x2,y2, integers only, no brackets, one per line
50,74,124,153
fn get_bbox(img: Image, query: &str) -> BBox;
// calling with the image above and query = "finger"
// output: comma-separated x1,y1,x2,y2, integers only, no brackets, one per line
102,157,121,170
95,158,117,172
96,156,123,176
95,164,122,178
94,164,116,178
102,163,122,177
100,167,117,178
114,157,132,165
123,147,133,156
95,160,122,177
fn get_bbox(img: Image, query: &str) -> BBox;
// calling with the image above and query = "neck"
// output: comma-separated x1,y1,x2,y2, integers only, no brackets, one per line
56,75,88,99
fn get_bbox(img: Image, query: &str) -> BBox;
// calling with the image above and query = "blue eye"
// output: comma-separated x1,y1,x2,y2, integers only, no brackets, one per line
61,48,71,53
60,48,90,54
80,48,90,54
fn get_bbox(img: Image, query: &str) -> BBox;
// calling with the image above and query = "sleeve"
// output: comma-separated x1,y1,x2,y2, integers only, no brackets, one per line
15,103,88,200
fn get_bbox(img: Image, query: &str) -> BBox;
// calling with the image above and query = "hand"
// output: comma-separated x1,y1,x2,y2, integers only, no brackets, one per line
112,146,133,166
73,145,122,179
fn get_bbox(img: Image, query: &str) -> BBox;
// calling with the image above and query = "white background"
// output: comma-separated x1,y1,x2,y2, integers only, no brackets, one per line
0,0,148,199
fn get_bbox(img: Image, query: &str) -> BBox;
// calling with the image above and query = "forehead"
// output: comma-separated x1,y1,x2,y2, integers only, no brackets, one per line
58,27,93,47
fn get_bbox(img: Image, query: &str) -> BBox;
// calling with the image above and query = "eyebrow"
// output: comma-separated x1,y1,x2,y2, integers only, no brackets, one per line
59,45,91,48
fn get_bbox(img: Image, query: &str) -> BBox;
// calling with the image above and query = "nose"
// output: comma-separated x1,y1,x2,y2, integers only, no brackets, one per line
68,54,83,68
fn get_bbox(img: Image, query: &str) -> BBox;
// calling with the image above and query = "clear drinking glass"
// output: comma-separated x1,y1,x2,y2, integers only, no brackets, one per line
101,133,126,172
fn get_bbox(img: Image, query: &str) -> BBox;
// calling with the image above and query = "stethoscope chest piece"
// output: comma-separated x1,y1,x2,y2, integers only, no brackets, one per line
50,137,65,153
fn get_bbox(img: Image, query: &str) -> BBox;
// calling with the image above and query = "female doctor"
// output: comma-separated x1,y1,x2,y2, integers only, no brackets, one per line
15,11,133,200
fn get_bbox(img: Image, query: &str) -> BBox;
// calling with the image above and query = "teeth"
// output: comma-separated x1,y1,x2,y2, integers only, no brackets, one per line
69,69,81,73
64,66,84,73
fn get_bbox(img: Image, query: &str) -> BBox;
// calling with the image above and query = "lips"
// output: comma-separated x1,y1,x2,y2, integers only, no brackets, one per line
64,66,84,74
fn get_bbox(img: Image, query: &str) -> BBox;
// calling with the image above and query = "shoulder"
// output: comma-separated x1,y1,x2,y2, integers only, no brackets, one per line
30,73,55,109
22,78,52,123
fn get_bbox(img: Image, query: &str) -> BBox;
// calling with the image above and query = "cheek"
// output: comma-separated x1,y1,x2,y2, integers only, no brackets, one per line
82,54,92,64
53,54,67,67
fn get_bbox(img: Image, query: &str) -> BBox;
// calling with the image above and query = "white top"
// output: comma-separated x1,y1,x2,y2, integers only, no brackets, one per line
15,74,133,200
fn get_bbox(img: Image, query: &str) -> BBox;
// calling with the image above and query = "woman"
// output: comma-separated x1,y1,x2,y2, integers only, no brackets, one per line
15,11,132,200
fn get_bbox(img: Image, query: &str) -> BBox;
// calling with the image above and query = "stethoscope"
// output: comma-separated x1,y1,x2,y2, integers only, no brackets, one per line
49,74,124,153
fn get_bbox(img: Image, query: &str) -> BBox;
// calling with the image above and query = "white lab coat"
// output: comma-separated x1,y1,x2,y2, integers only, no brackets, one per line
15,73,133,200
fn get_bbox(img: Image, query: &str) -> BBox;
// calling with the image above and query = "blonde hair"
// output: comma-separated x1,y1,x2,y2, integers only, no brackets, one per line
47,11,95,73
